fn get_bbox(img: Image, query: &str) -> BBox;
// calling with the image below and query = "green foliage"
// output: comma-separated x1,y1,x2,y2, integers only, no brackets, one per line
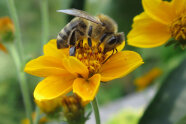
139,59,186,124
107,108,143,124
175,115,186,124
97,79,126,105
0,79,24,124
0,0,186,123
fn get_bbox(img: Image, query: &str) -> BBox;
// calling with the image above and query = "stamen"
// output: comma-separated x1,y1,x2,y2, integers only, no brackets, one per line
75,39,107,76
170,12,186,41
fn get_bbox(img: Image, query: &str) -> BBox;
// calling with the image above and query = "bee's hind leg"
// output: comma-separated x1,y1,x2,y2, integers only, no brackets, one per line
115,48,118,53
87,38,92,47
87,26,93,47
69,29,77,56
68,29,77,46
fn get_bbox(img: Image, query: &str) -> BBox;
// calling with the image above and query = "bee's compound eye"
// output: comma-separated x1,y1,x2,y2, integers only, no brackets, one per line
107,37,117,45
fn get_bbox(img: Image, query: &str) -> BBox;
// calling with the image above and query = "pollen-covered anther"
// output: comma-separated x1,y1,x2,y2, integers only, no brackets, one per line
170,13,186,41
75,39,106,75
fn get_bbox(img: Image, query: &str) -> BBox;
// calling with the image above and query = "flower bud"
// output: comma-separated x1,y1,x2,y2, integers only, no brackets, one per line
21,112,48,124
35,98,61,114
61,94,87,124
0,17,14,43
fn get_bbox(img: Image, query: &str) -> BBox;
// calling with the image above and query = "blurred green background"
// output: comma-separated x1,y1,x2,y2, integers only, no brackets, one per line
0,0,185,124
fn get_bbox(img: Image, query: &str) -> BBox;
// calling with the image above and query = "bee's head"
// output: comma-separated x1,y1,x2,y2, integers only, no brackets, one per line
104,32,125,53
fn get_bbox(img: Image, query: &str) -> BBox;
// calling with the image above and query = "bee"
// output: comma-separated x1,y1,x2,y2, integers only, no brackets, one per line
56,9,125,56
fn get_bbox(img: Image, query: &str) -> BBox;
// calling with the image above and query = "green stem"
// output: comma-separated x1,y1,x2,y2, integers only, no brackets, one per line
41,0,49,46
33,106,40,124
7,0,24,61
7,0,33,123
8,44,33,124
91,97,101,124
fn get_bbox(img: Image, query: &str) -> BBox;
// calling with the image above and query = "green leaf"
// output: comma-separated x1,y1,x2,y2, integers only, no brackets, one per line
139,59,186,124
175,115,186,124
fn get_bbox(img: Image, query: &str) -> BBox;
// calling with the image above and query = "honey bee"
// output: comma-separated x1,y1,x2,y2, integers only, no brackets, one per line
57,9,125,56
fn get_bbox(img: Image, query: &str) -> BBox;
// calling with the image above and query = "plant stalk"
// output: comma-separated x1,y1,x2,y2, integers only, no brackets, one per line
7,0,24,61
91,97,101,124
7,44,33,124
33,106,40,124
41,0,49,46
7,0,33,123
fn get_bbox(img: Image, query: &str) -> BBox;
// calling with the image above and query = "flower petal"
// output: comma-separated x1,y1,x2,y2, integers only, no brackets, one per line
73,74,101,101
117,40,125,52
127,12,171,48
142,0,176,24
63,56,89,78
0,43,7,53
34,76,75,100
35,98,61,113
171,0,186,13
43,39,69,58
100,51,144,82
24,56,70,77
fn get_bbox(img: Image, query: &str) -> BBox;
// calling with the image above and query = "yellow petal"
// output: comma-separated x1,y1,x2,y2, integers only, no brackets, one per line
43,39,69,58
127,12,171,48
63,56,89,78
117,40,125,52
171,0,186,13
100,51,144,82
35,98,61,113
142,0,176,24
34,76,75,100
21,119,29,124
135,67,162,91
73,74,101,101
24,56,70,77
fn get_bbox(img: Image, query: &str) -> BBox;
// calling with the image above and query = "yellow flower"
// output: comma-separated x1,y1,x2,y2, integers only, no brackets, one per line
127,0,186,48
21,112,48,124
24,39,143,102
135,67,162,91
35,98,61,114
0,16,14,53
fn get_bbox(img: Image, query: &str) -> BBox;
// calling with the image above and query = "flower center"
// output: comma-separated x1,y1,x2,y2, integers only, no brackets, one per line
169,13,186,41
75,39,107,75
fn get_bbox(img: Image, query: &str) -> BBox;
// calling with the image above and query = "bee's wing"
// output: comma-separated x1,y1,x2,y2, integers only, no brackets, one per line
57,9,103,25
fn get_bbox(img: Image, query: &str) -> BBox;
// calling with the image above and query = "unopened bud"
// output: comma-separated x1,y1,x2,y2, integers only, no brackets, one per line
61,94,87,124
0,17,14,43
35,98,61,114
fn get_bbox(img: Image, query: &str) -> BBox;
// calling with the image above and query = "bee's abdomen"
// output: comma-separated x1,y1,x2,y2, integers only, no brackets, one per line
57,18,87,49
57,29,69,49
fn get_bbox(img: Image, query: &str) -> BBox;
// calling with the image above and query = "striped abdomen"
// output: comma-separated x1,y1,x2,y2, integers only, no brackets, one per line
57,18,87,49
